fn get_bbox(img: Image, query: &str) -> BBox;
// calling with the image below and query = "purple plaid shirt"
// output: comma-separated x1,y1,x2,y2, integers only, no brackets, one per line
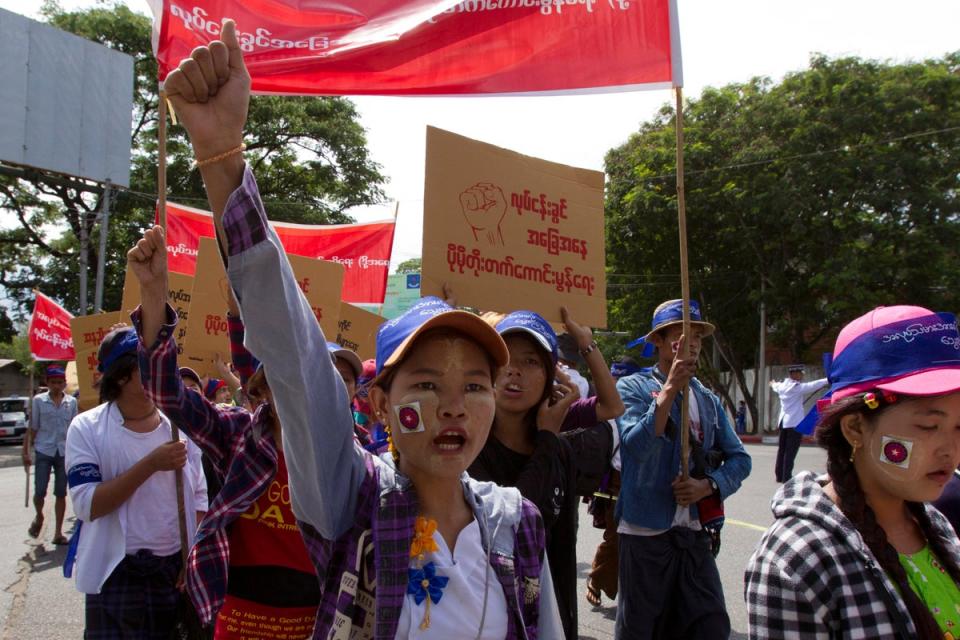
220,165,551,639
135,306,290,625
227,313,259,385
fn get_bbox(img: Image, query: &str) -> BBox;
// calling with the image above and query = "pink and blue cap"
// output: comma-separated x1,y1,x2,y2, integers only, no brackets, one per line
824,305,960,404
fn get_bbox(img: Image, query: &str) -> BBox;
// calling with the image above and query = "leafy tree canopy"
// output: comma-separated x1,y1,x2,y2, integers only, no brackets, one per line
605,52,960,427
1,1,386,318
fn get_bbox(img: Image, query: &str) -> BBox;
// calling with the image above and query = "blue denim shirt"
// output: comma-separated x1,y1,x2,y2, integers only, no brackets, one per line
31,392,77,457
615,369,751,530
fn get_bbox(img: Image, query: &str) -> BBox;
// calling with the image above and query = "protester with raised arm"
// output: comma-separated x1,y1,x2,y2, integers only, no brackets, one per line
162,20,562,637
130,226,323,638
468,306,624,638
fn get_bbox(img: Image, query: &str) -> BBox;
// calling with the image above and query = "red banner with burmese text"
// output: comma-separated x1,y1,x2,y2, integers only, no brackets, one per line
28,291,75,361
152,0,681,95
160,201,394,304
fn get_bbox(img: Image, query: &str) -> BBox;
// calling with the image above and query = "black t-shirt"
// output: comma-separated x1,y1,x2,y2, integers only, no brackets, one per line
469,431,579,640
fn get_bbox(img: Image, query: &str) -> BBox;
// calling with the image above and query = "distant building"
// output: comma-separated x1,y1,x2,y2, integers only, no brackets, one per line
0,360,31,397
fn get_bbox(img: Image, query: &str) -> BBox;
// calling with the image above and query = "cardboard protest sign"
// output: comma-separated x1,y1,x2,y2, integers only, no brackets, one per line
334,302,384,361
287,252,346,339
182,237,346,378
70,311,124,410
421,127,607,327
121,265,195,354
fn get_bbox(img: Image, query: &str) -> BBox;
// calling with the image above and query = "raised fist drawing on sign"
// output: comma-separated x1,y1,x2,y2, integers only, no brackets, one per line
459,182,507,246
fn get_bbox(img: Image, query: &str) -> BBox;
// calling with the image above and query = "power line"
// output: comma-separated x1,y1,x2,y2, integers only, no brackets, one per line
629,124,960,183
95,124,960,208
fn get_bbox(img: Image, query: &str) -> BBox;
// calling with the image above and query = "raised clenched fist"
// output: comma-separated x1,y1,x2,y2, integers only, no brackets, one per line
459,182,507,246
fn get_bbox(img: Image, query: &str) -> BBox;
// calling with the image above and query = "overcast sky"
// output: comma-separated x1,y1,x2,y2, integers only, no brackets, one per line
2,0,958,268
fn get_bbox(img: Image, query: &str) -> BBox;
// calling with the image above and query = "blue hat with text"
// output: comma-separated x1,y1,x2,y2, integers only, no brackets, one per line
627,299,715,358
375,296,509,376
495,311,559,364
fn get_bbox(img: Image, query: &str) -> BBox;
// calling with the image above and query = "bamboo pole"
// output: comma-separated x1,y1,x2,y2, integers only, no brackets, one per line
158,87,188,568
158,92,169,230
675,87,692,480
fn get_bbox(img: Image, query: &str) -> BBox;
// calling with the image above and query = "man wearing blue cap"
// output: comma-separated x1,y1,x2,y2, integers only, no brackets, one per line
24,364,77,543
615,299,751,640
770,365,828,483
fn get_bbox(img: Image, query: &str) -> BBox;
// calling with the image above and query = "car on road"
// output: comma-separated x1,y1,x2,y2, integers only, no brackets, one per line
0,397,29,444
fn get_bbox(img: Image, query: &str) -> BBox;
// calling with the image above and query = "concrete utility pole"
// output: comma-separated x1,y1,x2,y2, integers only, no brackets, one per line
78,210,88,316
94,183,113,312
758,278,767,432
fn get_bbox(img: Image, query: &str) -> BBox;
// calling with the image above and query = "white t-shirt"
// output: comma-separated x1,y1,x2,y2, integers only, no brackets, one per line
119,417,207,556
618,391,702,537
394,519,508,639
771,378,828,429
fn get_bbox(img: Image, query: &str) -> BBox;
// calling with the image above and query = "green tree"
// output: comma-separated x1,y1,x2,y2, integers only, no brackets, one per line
395,258,421,274
0,329,45,379
605,52,960,430
1,1,386,318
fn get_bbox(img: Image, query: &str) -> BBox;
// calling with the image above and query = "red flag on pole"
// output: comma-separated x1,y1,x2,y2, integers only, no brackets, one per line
159,201,395,304
151,0,683,95
28,291,76,361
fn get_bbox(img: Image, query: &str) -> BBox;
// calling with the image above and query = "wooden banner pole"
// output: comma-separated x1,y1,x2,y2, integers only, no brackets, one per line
158,92,169,231
158,86,188,568
675,86,692,481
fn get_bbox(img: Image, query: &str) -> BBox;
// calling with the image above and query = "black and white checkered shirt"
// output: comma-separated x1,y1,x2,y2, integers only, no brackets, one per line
744,471,960,639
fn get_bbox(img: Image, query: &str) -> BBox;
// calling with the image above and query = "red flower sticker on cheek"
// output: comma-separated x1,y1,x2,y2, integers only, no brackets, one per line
395,402,424,433
880,436,913,468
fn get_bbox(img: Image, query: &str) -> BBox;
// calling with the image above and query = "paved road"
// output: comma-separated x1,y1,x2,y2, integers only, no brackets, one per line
0,443,825,639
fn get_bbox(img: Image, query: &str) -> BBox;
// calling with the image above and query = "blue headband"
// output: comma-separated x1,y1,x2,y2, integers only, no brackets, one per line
98,330,139,373
610,360,641,378
826,312,960,396
627,299,708,358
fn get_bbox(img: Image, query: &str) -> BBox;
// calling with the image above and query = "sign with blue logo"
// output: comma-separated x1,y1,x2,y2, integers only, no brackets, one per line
382,273,422,319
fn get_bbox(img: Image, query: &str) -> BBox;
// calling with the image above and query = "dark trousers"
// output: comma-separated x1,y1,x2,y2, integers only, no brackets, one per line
588,471,621,599
85,550,181,639
775,426,803,482
615,529,729,640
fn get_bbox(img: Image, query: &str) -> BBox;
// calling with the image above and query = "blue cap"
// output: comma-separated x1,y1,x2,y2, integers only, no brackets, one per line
96,327,138,374
326,341,363,379
627,299,715,358
375,296,509,376
495,311,559,364
610,357,641,379
45,365,66,379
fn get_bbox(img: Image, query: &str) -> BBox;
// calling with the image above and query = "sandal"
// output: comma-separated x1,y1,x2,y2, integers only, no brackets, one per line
27,516,43,538
52,535,69,546
585,580,602,607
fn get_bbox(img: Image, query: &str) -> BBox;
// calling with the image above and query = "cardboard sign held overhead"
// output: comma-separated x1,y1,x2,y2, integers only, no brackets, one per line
70,311,124,411
120,265,195,355
182,237,346,379
335,302,384,362
421,127,607,327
